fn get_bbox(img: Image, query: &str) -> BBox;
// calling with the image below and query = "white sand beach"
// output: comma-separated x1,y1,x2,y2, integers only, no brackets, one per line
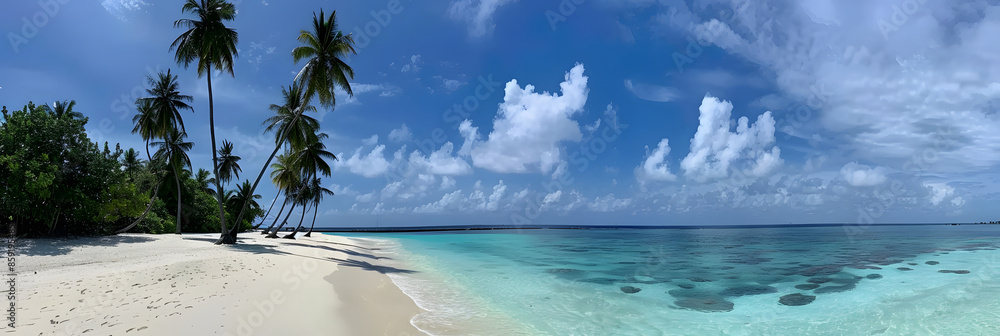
5,232,425,335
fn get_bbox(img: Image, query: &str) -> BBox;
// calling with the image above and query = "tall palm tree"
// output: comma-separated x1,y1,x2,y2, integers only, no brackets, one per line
235,10,356,240
195,168,216,196
237,83,319,237
171,0,239,244
217,140,242,187
293,9,356,108
151,130,193,234
303,178,333,237
122,148,145,181
260,153,298,235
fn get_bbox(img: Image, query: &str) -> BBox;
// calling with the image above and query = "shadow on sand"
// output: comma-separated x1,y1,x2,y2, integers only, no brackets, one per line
18,235,158,257
179,235,418,275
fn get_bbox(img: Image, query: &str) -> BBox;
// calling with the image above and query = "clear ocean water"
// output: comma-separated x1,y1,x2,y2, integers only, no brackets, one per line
335,225,1000,335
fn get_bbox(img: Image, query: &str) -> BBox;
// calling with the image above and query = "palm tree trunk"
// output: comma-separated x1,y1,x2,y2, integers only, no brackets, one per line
252,190,281,230
208,69,234,244
282,203,308,239
266,203,297,238
115,179,163,234
231,113,302,240
304,204,319,237
47,208,61,236
260,198,287,235
145,140,152,163
174,165,183,234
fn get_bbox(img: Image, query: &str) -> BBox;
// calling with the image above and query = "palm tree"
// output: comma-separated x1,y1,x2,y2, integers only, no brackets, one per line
226,180,261,230
151,130,193,234
131,99,159,162
234,10,356,241
171,0,239,244
131,70,192,162
42,100,84,120
122,148,145,181
195,168,216,196
267,178,307,239
217,140,242,187
260,153,298,235
252,189,282,231
236,83,319,237
139,69,193,133
293,9,356,108
283,133,336,239
303,177,333,237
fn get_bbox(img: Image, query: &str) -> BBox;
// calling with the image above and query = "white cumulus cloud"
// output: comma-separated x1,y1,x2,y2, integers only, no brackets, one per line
839,162,889,187
388,124,413,142
462,63,589,175
637,138,677,182
680,95,782,182
335,145,390,178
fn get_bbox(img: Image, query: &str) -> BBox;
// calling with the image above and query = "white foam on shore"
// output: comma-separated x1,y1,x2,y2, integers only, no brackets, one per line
349,236,535,335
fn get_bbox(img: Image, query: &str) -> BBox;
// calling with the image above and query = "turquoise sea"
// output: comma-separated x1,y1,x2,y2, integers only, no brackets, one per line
335,225,1000,335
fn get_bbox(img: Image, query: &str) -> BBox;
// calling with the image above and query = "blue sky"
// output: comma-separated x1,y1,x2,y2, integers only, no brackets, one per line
2,0,999,227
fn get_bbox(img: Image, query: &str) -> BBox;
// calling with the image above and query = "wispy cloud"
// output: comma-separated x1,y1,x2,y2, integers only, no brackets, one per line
448,0,517,37
101,0,149,22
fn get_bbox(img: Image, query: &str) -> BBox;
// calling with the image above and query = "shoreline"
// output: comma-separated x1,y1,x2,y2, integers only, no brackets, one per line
5,232,426,335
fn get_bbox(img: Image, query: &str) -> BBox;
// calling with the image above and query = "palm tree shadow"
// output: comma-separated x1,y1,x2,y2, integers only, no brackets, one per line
19,235,159,256
182,236,256,244
310,239,378,251
282,241,389,260
329,257,417,274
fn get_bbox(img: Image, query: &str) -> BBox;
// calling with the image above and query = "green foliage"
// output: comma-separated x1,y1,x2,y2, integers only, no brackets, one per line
0,101,264,237
0,102,146,236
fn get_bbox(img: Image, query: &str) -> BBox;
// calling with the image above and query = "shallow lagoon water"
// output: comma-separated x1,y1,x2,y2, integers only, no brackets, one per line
339,225,1000,335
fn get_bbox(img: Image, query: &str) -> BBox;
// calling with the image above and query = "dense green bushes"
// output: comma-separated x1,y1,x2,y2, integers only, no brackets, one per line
0,102,261,237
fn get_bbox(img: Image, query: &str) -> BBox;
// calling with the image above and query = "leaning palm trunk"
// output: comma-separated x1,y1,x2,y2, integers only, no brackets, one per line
283,173,315,239
265,202,297,238
304,204,319,237
282,203,309,239
251,190,281,230
229,112,302,242
115,178,164,234
260,198,288,235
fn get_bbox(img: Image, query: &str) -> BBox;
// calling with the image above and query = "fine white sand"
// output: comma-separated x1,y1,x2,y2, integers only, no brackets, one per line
5,232,426,335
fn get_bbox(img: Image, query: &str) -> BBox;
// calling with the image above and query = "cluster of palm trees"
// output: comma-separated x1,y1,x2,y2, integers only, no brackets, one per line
123,1,354,243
